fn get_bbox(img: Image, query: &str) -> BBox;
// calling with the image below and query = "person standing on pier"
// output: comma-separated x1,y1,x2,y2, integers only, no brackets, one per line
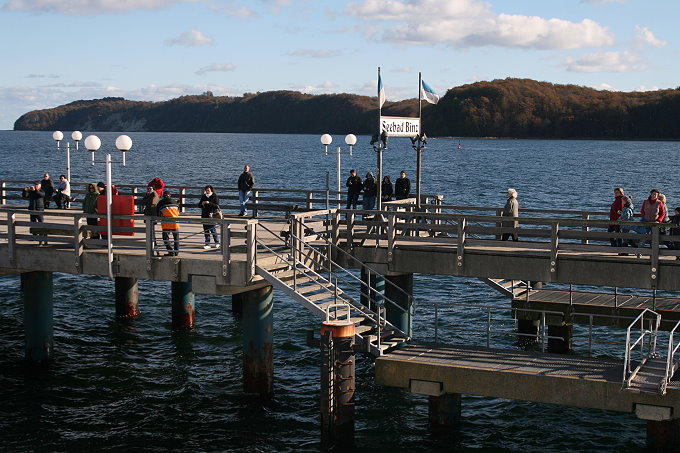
608,187,626,248
640,188,666,249
619,195,637,253
157,191,180,256
395,171,411,200
40,173,54,208
362,172,377,211
141,186,160,216
54,174,71,209
500,188,519,241
237,164,254,216
199,185,220,248
345,169,362,209
22,182,46,245
381,176,394,202
82,183,100,239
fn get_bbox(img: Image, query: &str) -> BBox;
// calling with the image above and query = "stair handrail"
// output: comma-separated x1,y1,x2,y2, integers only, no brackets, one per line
325,303,351,323
623,308,661,388
292,215,416,317
663,320,680,394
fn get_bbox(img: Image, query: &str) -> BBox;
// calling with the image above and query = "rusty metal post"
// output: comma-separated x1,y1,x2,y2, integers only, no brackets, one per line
241,285,274,395
320,316,356,449
23,271,53,362
428,393,461,428
171,281,194,330
115,276,140,318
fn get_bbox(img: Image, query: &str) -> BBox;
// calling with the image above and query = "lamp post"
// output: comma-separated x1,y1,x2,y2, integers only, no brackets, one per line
410,133,427,210
52,130,82,183
321,133,356,207
84,134,133,280
370,131,388,211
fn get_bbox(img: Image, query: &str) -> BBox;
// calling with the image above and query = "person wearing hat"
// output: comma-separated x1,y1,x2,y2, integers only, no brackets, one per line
608,187,626,248
500,188,519,241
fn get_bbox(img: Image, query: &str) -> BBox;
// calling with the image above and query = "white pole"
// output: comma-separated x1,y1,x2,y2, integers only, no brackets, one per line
66,142,71,183
337,146,341,208
106,153,114,280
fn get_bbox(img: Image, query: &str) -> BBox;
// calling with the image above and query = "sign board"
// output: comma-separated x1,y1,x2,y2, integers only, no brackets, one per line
380,116,420,137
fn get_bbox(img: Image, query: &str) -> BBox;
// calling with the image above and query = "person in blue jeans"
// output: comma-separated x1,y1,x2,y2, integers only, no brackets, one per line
237,164,254,216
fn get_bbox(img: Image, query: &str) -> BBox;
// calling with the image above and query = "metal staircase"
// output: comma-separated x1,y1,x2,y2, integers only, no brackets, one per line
481,278,533,298
253,219,410,357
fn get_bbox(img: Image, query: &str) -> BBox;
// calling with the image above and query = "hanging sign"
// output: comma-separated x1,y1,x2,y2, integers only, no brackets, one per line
380,116,420,137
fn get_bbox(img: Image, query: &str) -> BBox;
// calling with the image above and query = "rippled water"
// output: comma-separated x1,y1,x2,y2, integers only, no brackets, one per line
2,131,680,452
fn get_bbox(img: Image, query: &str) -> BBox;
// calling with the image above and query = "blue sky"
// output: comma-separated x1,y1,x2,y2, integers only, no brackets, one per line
0,0,677,130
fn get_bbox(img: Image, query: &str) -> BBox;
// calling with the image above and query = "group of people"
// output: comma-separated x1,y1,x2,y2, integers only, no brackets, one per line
35,173,72,209
345,169,411,210
609,187,680,256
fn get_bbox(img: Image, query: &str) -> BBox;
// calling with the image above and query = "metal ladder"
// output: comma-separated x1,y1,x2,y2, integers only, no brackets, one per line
481,278,533,298
253,220,410,357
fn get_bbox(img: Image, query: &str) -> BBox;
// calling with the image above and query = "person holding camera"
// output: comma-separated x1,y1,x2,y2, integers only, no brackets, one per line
22,182,47,245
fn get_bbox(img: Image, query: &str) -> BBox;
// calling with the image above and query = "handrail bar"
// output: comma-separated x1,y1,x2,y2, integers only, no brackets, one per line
664,320,680,394
623,308,661,388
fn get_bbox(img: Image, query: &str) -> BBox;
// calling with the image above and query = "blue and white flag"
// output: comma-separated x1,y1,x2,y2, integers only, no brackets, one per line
378,72,385,108
421,80,439,104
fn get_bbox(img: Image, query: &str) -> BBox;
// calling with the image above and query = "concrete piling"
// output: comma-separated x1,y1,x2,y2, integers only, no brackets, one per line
23,271,53,362
115,276,140,318
385,273,414,337
320,314,356,449
428,393,462,428
517,319,539,346
241,285,274,395
171,281,194,330
547,323,572,353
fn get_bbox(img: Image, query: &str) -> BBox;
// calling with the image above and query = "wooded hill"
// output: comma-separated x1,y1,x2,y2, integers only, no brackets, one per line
13,78,680,139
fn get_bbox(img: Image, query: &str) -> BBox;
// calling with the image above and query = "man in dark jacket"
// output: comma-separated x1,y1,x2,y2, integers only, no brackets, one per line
40,173,54,208
22,182,47,245
237,164,254,216
345,169,362,209
362,172,377,211
395,171,411,200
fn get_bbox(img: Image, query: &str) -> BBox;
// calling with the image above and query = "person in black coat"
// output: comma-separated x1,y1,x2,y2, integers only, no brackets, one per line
345,169,362,209
197,185,220,248
237,164,255,216
362,172,377,210
381,176,394,202
22,182,46,245
395,170,411,200
40,173,54,208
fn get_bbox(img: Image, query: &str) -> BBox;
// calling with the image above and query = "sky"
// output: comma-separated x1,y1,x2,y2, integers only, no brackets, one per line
0,0,677,130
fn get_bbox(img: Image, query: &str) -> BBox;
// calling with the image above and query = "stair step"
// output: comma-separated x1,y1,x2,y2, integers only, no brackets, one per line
305,292,337,303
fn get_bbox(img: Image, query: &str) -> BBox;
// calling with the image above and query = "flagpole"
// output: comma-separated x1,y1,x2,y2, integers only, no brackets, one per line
416,72,423,210
377,67,383,211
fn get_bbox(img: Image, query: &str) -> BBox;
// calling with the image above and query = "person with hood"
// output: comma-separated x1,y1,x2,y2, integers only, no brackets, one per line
500,188,519,241
381,176,394,202
22,181,46,245
82,183,100,239
140,185,160,216
362,172,377,211
40,172,54,208
198,185,220,248
608,187,626,248
345,169,362,209
148,177,165,198
157,191,180,256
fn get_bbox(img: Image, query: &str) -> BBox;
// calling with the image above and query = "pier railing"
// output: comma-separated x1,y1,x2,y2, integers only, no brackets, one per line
623,309,661,388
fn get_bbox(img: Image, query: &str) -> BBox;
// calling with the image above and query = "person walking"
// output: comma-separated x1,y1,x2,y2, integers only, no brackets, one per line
500,188,519,241
362,172,377,211
40,172,54,208
54,174,71,209
157,191,180,256
395,171,411,200
82,182,100,239
345,169,362,209
608,187,626,248
22,181,46,245
237,164,254,216
381,176,394,203
198,185,220,248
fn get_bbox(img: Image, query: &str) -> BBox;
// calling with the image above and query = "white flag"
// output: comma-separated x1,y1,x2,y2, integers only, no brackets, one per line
421,79,439,104
378,73,385,108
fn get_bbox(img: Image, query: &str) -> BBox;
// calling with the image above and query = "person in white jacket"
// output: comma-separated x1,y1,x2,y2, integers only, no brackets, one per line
54,174,71,209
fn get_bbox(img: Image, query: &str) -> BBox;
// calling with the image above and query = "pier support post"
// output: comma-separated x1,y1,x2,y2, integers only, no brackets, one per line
385,273,413,337
647,419,680,450
115,276,140,318
547,323,572,353
23,271,53,362
320,317,356,449
517,319,539,346
428,393,462,428
360,267,384,311
231,293,243,317
171,281,194,330
241,285,274,395
20,272,26,291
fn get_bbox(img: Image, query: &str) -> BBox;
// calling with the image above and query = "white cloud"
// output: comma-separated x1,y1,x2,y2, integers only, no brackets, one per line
634,25,667,48
292,80,337,93
2,0,193,14
196,63,237,75
392,67,413,73
165,29,214,46
290,49,341,58
564,50,644,72
346,0,614,50
593,83,617,91
635,85,661,92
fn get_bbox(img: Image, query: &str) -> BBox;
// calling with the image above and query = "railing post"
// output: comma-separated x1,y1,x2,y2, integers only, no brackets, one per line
252,189,259,218
7,211,16,266
347,212,355,251
1,181,6,205
332,210,340,248
179,187,186,213
221,222,230,279
73,215,84,272
434,303,439,343
387,213,396,264
246,221,256,282
651,225,659,287
581,213,589,244
145,218,154,261
550,222,559,279
456,217,466,272
307,191,313,211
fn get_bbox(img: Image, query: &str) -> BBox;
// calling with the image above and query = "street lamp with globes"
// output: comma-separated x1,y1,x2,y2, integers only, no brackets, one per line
83,134,133,280
52,130,82,182
321,133,356,207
